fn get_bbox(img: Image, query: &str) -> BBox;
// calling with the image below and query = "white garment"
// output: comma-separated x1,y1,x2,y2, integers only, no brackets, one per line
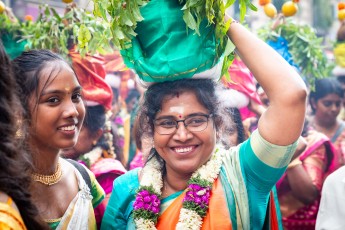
56,162,93,230
316,166,345,230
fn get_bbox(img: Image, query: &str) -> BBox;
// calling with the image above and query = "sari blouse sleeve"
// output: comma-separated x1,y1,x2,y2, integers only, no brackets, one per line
87,168,106,208
242,129,298,190
0,201,27,230
302,144,329,191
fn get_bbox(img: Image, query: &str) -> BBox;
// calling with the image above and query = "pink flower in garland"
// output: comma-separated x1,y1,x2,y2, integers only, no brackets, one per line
183,183,211,217
133,188,161,223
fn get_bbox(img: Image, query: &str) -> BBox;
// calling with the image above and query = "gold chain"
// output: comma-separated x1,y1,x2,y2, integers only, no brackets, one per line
32,162,62,186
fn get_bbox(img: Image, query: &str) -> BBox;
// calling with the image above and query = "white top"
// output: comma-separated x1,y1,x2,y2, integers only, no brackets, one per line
316,166,345,230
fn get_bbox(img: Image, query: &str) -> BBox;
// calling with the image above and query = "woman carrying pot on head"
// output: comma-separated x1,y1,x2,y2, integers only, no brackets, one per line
101,6,307,229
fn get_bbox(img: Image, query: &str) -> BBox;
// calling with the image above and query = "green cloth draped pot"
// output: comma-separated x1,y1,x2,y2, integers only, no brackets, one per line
121,0,221,83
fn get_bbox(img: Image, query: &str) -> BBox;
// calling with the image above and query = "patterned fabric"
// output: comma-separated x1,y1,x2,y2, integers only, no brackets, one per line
276,131,339,229
101,130,296,230
69,48,113,110
47,161,105,230
0,197,27,230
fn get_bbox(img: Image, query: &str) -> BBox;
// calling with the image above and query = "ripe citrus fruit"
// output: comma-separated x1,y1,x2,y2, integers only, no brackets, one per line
339,3,345,10
259,0,271,6
282,1,298,17
0,1,5,14
264,3,277,18
339,9,345,21
62,0,73,3
24,15,33,21
292,0,299,2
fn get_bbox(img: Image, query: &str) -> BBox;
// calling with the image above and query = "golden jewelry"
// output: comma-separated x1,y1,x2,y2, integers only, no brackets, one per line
32,162,62,186
44,217,62,223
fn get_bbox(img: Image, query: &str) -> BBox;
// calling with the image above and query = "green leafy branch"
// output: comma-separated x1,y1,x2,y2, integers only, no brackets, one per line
9,4,113,59
0,9,22,41
93,0,150,50
257,19,333,89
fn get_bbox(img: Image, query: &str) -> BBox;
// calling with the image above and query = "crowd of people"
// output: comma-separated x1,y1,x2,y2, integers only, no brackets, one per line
1,1,345,230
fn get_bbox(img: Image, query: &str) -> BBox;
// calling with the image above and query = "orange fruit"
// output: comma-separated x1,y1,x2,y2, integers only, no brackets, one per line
338,9,345,21
282,1,298,17
338,3,345,10
292,0,299,2
0,1,5,14
264,3,277,18
24,15,33,21
259,0,271,6
62,0,73,3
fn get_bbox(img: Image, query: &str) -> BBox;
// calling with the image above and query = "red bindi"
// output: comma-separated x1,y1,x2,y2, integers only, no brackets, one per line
176,92,179,98
179,115,182,118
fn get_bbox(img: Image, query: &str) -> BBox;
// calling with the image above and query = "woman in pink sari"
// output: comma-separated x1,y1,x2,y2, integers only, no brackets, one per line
276,129,339,229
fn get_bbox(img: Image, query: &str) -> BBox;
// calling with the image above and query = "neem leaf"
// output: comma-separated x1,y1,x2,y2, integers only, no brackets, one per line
183,9,200,35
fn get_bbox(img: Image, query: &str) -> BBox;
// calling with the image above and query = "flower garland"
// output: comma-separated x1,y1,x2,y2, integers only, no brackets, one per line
133,148,225,229
78,146,103,168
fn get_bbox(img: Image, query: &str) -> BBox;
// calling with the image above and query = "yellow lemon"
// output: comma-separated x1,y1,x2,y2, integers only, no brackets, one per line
282,1,298,17
264,3,277,19
338,9,345,21
62,0,73,3
0,1,5,14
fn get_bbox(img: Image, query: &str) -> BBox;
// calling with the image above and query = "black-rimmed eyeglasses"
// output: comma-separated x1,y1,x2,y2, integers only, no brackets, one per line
153,114,213,135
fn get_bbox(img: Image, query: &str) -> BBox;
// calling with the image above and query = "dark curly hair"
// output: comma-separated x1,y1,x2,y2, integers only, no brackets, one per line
0,43,48,229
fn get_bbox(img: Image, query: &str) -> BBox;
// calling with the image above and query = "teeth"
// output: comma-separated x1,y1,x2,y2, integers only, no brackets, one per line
174,147,193,153
60,125,75,131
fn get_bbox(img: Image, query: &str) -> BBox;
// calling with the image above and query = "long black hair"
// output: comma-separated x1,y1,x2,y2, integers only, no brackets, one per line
0,43,48,229
84,105,113,152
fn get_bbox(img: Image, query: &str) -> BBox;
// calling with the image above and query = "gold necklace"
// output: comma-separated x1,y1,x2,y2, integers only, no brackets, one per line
32,162,62,186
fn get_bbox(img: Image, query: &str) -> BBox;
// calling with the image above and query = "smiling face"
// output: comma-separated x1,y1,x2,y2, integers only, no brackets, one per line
153,91,217,177
28,61,85,154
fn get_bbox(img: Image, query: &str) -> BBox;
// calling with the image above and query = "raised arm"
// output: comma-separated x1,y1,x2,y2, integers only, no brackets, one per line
227,21,307,145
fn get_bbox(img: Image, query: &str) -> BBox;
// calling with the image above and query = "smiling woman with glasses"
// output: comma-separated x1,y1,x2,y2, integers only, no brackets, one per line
101,14,307,230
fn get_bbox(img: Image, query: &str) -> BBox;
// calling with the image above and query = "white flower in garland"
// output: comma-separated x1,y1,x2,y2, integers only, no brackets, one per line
133,147,225,230
176,208,202,230
78,146,103,168
135,218,157,230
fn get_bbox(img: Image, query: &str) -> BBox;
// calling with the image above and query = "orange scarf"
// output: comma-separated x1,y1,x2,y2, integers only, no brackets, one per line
156,178,232,230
